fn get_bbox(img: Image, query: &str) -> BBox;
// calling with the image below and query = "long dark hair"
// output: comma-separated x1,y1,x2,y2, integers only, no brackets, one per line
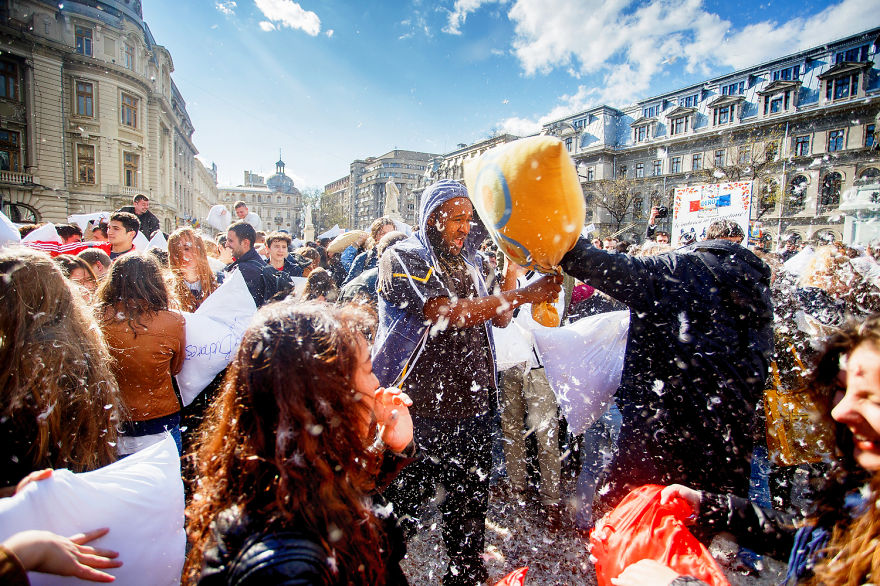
167,227,217,312
184,301,387,584
95,253,171,333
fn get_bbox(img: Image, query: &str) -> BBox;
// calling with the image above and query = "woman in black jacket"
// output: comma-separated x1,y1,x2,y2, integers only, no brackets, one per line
185,301,416,585
614,314,880,585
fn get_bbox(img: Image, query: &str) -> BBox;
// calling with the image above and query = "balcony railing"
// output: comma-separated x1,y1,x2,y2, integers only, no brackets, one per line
0,170,33,185
104,185,145,197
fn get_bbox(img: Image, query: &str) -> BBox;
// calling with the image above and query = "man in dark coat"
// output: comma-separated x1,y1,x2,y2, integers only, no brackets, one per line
224,221,277,307
118,194,161,239
560,219,773,516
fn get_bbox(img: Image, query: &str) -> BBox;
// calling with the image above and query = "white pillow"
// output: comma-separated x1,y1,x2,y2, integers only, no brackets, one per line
0,435,185,586
176,269,257,405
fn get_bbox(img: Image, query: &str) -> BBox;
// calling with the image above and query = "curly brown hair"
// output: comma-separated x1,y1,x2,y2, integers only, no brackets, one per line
0,248,122,485
811,471,880,585
184,301,388,584
803,314,880,583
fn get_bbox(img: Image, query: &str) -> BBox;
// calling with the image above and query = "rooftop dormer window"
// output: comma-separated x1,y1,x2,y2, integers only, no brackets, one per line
643,104,660,118
818,61,872,104
772,65,800,81
631,116,656,143
708,95,743,127
720,81,745,96
757,80,801,117
666,106,696,136
835,44,870,64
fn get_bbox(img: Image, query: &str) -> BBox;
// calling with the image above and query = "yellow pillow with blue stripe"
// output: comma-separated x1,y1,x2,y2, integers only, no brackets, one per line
464,136,585,326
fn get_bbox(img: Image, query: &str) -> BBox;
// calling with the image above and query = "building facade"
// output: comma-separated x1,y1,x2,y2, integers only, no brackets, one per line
218,158,303,235
326,149,438,230
0,0,217,231
545,28,880,243
431,133,522,184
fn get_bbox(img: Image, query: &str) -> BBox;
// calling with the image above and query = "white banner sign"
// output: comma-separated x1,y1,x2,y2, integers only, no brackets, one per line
671,181,752,246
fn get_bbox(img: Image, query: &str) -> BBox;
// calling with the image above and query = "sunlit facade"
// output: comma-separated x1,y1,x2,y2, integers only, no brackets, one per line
218,159,303,235
327,149,438,230
547,27,880,243
0,0,218,231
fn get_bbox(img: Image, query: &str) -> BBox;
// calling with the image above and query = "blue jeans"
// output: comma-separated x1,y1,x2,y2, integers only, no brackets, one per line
574,403,622,530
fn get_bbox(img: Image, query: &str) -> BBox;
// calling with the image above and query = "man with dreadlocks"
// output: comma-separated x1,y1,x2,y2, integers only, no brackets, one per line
372,179,560,585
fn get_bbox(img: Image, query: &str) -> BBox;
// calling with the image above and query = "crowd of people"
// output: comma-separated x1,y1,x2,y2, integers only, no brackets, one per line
2,185,880,585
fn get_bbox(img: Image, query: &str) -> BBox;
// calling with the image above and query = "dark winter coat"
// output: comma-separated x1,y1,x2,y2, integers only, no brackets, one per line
225,248,277,308
344,249,378,286
560,237,774,508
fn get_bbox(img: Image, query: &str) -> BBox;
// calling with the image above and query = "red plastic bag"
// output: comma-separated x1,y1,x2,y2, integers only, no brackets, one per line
494,567,528,586
589,484,729,586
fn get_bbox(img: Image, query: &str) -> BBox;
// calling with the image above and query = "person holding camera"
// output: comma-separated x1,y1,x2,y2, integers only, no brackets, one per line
646,206,671,245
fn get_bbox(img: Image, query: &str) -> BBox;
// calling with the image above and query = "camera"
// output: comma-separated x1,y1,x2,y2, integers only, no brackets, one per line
655,205,668,219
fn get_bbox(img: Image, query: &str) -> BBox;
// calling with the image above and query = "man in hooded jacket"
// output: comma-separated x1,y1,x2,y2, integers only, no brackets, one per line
560,219,774,519
373,179,560,585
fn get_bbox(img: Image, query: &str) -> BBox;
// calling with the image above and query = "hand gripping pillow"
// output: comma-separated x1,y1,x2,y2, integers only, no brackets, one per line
464,136,585,326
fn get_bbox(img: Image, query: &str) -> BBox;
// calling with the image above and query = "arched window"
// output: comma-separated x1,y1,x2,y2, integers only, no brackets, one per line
784,176,808,216
287,196,291,204
257,195,262,203
859,167,880,180
820,172,842,209
759,179,779,215
276,196,281,203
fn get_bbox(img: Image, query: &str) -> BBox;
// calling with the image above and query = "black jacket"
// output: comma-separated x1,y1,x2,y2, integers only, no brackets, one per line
561,237,774,502
225,248,277,308
199,448,416,585
118,206,161,239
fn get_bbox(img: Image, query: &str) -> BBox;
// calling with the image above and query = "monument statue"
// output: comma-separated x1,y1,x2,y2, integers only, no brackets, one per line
384,178,403,221
303,204,315,242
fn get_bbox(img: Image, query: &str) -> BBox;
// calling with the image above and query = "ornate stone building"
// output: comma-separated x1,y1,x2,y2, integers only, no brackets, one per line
218,158,303,235
544,27,880,243
0,0,217,231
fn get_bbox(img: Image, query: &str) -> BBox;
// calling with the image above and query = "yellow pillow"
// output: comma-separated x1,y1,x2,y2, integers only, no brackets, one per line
465,136,585,326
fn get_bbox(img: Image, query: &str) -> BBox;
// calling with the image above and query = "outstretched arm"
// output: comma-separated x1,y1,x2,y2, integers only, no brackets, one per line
423,274,562,329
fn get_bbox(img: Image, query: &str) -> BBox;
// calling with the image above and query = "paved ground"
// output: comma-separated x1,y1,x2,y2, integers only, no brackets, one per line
401,481,788,585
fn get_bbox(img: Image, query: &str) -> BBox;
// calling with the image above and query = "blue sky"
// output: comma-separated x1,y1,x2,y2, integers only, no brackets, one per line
141,0,880,189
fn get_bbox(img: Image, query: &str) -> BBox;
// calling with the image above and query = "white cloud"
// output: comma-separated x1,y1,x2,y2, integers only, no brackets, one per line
444,0,507,35
254,0,321,36
325,29,334,38
499,116,541,136
497,0,880,131
215,0,236,15
258,21,276,31
719,0,880,69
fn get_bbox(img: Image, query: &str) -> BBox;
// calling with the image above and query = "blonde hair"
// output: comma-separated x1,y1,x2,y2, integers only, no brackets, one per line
799,244,858,296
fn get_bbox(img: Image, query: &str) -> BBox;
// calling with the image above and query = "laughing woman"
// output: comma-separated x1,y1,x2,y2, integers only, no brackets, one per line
614,314,880,585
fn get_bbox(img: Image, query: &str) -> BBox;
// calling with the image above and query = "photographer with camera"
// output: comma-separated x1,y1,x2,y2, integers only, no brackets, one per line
646,205,670,245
